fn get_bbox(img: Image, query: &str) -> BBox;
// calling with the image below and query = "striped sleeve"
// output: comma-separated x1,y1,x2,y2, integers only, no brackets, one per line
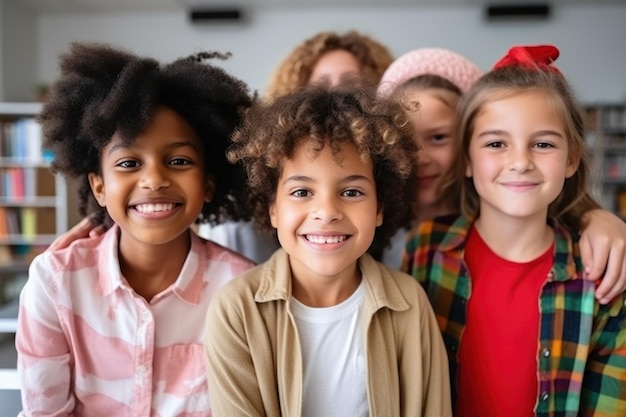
16,253,74,417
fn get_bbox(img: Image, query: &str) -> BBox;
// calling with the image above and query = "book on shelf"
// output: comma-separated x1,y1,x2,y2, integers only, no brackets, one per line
0,207,7,236
0,118,43,161
20,208,37,238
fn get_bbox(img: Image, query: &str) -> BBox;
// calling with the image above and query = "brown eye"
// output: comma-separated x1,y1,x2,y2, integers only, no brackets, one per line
118,160,139,168
291,189,310,198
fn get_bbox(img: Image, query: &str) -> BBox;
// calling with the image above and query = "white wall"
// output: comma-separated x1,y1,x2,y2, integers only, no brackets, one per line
2,1,37,101
32,3,626,104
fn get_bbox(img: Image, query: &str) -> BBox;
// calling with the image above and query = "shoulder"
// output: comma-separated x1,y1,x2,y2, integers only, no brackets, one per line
193,232,256,269
209,249,288,305
208,262,266,308
406,214,468,255
361,255,429,307
43,227,112,274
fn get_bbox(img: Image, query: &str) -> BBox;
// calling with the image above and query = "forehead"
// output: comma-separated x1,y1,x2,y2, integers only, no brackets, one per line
282,138,373,174
310,50,361,80
403,86,459,109
104,107,202,152
472,90,568,138
478,89,562,119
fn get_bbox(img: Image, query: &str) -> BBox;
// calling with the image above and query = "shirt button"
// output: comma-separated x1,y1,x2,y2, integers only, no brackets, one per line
137,364,148,374
141,311,150,321
540,392,549,401
542,348,551,358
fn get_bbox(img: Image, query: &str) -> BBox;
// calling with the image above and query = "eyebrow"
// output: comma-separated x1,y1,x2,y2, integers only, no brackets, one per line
107,140,200,157
476,129,564,139
282,174,373,185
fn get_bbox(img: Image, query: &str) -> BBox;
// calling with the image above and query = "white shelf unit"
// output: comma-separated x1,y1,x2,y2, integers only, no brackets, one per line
0,103,67,409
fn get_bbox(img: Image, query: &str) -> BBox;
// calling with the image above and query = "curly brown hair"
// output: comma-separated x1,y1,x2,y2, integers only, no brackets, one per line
228,84,418,257
265,30,394,102
39,42,253,227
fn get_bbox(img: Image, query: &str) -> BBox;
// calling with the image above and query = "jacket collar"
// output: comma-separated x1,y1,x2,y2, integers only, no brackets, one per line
254,249,410,312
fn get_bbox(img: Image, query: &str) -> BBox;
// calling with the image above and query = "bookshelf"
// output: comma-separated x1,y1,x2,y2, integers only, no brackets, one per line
585,103,626,218
0,103,67,395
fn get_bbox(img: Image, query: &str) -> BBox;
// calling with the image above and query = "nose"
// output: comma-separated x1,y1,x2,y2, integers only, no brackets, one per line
508,147,534,173
417,148,432,167
140,163,171,191
415,137,431,166
313,194,343,224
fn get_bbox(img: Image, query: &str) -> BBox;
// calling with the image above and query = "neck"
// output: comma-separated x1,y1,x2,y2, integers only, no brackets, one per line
474,209,553,262
118,229,192,301
290,260,361,308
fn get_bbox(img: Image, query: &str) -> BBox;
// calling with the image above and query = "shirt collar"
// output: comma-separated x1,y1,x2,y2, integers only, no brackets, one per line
437,215,580,283
97,225,204,304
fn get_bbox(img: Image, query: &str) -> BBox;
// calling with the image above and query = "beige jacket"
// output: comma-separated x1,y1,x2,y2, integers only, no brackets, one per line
205,249,452,417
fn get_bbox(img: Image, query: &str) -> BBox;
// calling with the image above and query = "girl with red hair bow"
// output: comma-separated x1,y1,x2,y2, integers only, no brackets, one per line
403,45,626,416
380,45,626,305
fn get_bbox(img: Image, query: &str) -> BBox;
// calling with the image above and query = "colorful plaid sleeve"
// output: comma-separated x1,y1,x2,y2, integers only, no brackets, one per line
580,293,626,416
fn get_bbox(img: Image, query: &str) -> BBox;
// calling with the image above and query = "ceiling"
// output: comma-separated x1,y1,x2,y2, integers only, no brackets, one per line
13,0,625,14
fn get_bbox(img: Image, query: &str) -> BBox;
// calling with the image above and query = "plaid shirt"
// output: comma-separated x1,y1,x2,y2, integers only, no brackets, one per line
402,214,626,417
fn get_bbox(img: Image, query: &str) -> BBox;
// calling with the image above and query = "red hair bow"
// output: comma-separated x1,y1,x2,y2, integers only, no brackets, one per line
493,45,561,73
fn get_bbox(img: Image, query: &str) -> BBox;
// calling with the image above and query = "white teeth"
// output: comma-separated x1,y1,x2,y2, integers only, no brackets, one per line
306,235,347,244
135,203,175,213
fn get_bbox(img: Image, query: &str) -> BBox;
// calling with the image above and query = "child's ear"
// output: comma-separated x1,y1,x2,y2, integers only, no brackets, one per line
88,173,106,207
204,174,216,203
269,202,278,229
465,159,472,178
565,152,581,179
376,203,383,227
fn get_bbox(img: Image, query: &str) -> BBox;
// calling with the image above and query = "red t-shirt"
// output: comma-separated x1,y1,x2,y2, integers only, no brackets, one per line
456,226,553,417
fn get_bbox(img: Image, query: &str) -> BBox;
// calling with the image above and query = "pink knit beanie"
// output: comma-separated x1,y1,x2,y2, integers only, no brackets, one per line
377,47,483,97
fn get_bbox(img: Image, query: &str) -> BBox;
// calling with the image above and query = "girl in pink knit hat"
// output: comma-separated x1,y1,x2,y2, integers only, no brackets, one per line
374,48,482,267
378,47,626,303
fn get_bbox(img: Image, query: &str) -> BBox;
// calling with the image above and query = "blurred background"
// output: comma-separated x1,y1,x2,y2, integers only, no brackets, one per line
2,0,625,103
0,1,625,414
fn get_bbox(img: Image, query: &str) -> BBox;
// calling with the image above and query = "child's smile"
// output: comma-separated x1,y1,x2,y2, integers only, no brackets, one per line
304,233,349,245
131,201,182,220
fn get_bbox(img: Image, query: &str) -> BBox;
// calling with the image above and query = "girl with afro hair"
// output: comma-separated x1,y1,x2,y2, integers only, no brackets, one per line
15,42,255,416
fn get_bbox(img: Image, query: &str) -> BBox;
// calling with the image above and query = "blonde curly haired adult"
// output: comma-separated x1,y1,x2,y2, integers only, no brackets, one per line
265,30,394,102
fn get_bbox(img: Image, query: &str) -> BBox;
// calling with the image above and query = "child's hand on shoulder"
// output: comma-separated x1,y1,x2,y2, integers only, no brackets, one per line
579,208,626,304
48,215,106,251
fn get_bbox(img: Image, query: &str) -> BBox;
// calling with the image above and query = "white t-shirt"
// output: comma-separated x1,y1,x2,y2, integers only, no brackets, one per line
291,281,368,417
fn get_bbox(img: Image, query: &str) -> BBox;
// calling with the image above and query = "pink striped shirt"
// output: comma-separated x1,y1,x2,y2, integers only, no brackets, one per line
16,225,254,417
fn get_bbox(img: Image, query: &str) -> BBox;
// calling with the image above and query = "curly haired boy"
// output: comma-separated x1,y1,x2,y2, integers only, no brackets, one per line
204,84,451,417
